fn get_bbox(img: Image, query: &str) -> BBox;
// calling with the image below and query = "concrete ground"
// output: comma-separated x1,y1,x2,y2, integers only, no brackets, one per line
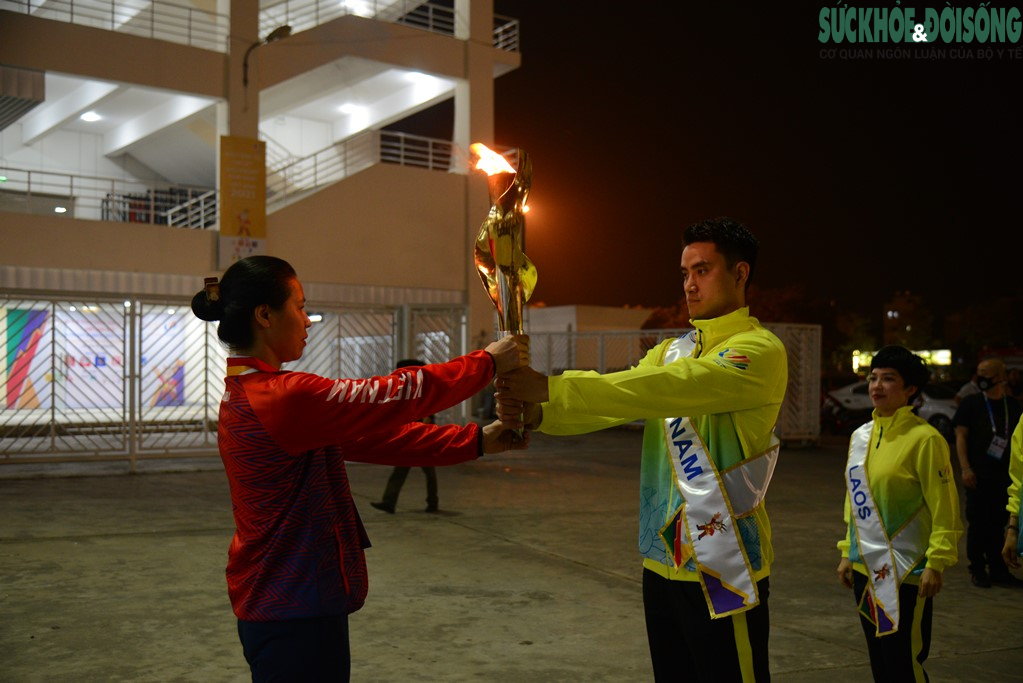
1,429,1022,682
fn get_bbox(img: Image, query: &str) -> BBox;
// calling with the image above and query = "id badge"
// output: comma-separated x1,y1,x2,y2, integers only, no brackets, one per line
988,435,1008,460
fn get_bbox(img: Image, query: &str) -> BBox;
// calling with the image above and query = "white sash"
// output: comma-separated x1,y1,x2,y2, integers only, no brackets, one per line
846,421,927,636
660,333,778,618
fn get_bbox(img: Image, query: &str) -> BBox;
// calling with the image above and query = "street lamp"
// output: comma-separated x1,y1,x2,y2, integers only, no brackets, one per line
242,25,293,88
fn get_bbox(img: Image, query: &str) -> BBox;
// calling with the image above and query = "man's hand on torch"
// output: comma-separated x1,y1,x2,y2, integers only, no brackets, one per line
494,395,542,432
495,366,550,404
482,418,531,453
485,334,530,375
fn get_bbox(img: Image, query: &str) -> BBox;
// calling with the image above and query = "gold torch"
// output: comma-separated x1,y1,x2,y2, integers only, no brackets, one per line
470,144,537,335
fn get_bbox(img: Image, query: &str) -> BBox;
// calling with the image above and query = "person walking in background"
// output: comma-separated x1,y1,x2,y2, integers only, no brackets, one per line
372,359,441,514
953,358,1023,588
497,217,787,682
190,255,529,683
836,346,962,683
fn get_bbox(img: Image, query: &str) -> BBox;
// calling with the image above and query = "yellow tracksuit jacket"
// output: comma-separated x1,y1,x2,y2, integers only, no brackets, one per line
537,307,788,582
838,405,962,582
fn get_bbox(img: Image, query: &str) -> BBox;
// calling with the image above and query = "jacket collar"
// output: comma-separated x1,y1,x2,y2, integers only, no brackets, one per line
226,356,280,375
690,307,755,350
871,404,915,426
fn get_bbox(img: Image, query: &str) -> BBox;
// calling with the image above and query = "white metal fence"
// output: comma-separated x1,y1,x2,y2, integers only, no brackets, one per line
528,324,822,445
0,291,469,469
0,300,820,472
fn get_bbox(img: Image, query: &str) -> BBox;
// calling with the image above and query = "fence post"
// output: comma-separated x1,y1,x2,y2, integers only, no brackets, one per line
128,300,138,473
49,301,58,449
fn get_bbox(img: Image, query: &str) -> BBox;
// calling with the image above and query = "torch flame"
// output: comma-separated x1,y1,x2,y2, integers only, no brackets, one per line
470,142,515,176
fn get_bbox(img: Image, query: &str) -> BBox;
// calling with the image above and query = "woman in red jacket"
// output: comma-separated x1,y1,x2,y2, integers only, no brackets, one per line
191,255,527,682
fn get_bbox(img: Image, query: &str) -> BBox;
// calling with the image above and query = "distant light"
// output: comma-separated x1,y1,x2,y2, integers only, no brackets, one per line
54,206,67,214
0,175,7,183
308,313,323,323
166,307,177,315
123,300,132,308
341,0,373,17
80,111,101,122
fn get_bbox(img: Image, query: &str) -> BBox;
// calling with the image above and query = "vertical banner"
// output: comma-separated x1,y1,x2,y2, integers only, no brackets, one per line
59,308,123,410
141,312,187,408
219,135,267,269
5,309,50,410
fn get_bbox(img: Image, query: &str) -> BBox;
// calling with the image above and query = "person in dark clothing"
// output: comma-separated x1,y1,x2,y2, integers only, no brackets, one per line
372,358,441,514
953,358,1023,588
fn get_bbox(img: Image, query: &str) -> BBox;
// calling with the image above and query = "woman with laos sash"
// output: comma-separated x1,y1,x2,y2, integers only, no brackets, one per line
836,346,962,683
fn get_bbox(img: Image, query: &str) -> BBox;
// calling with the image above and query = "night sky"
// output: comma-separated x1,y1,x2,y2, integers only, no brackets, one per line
487,3,1021,319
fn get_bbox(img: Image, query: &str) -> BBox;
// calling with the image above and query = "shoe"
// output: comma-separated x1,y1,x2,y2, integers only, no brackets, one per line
425,505,439,513
370,502,395,514
971,571,992,588
990,572,1023,587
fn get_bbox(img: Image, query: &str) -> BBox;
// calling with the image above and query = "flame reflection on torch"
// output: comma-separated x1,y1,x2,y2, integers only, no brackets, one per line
470,143,537,336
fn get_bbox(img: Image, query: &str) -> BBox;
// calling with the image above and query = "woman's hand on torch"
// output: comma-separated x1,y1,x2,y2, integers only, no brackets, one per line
495,366,549,404
485,334,530,375
482,418,530,453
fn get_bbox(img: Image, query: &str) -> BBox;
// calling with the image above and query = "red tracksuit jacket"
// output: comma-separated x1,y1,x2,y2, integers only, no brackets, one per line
218,351,494,621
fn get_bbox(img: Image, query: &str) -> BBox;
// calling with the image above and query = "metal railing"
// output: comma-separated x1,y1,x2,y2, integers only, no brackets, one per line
266,130,455,208
0,167,217,228
491,13,519,51
165,189,217,228
2,131,457,225
259,0,519,51
0,0,229,51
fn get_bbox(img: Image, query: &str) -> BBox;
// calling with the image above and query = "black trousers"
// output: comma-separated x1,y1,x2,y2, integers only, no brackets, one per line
964,480,1010,576
643,569,770,682
238,615,350,682
852,572,932,683
381,466,438,508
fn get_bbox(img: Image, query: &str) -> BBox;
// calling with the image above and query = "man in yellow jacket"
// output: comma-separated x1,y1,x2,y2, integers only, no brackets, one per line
497,217,787,682
836,346,962,683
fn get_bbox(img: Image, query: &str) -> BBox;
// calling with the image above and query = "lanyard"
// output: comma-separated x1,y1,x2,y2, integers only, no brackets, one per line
983,395,1008,437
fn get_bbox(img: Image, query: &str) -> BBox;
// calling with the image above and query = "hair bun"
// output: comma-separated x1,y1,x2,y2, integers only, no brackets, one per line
190,290,222,321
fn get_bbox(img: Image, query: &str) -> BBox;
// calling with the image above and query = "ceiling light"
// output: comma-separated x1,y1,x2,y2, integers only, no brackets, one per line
54,206,67,213
80,111,101,122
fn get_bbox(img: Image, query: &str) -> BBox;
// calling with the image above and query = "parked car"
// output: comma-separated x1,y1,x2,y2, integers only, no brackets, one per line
821,380,956,439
